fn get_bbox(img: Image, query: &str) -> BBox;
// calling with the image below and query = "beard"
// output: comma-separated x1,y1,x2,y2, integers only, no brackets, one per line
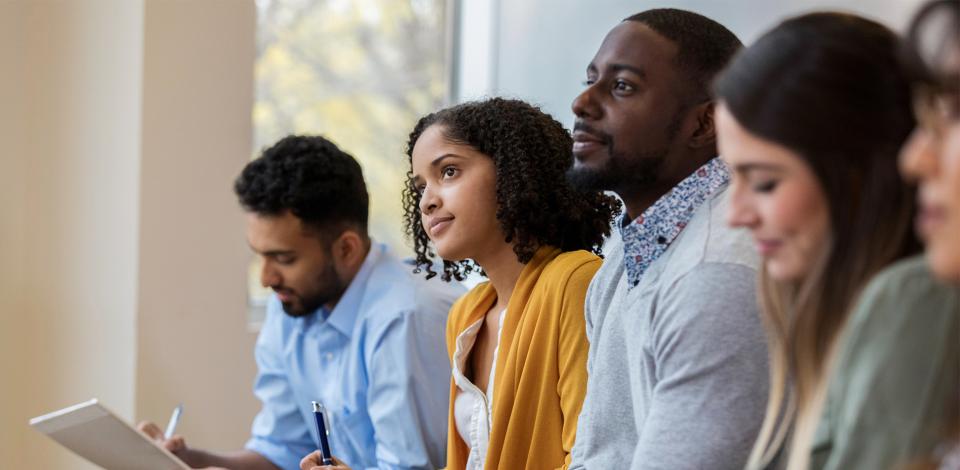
566,145,666,194
278,261,348,317
566,109,684,195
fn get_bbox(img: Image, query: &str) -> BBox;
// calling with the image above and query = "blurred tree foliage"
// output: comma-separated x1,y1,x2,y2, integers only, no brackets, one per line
254,0,448,255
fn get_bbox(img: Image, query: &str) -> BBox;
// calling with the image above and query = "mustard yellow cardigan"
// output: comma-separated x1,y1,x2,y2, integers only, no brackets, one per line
443,246,598,470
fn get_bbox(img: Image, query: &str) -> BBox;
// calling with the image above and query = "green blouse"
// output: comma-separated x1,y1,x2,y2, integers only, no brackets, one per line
811,256,960,470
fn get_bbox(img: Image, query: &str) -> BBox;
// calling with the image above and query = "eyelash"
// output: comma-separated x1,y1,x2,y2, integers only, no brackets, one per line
613,79,634,92
412,166,458,195
753,180,778,193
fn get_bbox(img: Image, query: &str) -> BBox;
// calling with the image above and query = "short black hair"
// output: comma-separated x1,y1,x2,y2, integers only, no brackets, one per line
625,8,742,101
234,135,369,238
403,98,621,281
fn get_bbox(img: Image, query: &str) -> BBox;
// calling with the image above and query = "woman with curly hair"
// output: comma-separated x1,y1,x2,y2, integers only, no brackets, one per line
405,97,616,470
301,97,618,470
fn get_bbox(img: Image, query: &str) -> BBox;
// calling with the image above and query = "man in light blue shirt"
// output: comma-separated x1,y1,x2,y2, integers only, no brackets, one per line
140,135,463,470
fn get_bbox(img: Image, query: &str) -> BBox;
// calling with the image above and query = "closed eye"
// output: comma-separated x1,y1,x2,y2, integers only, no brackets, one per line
753,180,778,193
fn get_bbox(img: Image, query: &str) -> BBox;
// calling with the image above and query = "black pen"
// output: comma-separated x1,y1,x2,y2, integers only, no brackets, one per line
311,401,334,466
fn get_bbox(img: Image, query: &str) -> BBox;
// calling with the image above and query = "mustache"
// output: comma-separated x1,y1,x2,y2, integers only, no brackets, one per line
573,121,612,144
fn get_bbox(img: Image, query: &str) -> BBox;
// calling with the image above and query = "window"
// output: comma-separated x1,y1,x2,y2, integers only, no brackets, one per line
248,0,451,326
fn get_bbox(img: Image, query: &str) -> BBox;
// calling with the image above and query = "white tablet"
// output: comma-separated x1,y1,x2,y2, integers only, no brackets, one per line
30,399,190,470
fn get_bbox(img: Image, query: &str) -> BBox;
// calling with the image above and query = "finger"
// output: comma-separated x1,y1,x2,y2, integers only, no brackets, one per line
300,451,321,470
137,421,162,439
166,435,186,452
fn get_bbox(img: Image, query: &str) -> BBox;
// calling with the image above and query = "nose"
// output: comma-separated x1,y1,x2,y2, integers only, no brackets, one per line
899,128,938,182
418,184,439,215
725,184,760,229
260,259,280,288
572,82,601,120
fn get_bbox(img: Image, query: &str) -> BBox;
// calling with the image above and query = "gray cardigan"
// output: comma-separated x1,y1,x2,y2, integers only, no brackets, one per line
569,186,769,470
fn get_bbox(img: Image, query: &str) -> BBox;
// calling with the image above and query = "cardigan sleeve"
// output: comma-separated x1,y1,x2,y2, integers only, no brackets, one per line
554,259,598,470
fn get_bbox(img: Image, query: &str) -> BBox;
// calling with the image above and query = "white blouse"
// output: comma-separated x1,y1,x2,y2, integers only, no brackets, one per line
451,308,507,470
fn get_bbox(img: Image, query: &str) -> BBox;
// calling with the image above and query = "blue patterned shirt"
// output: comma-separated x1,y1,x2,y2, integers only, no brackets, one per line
620,158,730,287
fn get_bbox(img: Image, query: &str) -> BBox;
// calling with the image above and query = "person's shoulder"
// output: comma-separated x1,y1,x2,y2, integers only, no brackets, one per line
851,255,959,330
544,250,602,283
360,250,463,322
701,186,760,269
661,187,759,280
446,282,493,328
862,255,941,296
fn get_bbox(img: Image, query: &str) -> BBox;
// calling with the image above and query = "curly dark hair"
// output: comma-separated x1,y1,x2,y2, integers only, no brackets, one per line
403,97,621,281
234,135,369,239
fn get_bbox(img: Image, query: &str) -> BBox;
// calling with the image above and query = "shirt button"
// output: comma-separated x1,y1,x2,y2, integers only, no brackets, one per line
656,236,667,244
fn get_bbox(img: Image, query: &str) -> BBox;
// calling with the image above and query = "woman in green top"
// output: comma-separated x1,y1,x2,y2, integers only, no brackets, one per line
812,1,960,469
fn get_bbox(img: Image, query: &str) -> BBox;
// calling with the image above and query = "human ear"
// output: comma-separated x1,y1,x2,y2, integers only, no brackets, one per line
689,101,717,149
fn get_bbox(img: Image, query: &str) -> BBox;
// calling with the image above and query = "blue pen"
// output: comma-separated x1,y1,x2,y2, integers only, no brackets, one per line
311,401,334,466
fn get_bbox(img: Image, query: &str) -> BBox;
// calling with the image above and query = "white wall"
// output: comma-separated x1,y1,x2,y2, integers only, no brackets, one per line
458,0,926,126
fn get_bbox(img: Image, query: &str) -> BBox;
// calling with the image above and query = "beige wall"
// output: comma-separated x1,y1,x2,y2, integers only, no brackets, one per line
1,1,144,468
0,1,30,467
135,0,259,451
0,0,257,467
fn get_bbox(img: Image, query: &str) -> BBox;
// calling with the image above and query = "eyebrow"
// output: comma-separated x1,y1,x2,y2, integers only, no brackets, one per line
412,153,467,183
430,153,466,167
249,245,295,257
729,162,784,174
586,62,647,80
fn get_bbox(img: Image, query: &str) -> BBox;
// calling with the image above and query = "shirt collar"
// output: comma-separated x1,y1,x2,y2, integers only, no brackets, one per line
620,158,730,287
299,241,385,337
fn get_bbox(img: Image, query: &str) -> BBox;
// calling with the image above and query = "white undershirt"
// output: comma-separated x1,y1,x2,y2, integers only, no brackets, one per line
452,308,507,470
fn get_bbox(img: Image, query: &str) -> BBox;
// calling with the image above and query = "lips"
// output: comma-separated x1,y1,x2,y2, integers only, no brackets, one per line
754,238,782,256
916,204,947,239
427,215,454,237
275,289,295,303
572,123,608,156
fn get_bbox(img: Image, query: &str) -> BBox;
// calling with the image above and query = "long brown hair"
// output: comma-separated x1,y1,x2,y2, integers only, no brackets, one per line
714,12,921,468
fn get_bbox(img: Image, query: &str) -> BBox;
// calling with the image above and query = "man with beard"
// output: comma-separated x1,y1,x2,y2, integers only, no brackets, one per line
139,135,463,470
566,9,769,469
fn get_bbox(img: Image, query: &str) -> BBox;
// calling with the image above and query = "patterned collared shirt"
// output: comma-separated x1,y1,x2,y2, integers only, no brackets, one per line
620,157,730,287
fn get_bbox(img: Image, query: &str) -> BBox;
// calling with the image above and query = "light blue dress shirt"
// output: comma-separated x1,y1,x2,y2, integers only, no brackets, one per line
244,243,464,470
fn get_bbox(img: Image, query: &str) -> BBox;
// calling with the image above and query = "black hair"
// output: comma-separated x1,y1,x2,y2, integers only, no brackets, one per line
234,135,369,239
403,98,621,281
625,8,743,101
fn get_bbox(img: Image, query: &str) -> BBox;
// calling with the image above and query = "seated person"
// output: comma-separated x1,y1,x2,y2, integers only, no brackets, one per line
713,12,921,469
140,135,464,470
303,97,619,470
809,2,960,468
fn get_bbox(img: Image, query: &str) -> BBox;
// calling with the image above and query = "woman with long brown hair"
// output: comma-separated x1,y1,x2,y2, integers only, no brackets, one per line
793,3,960,469
712,12,921,469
